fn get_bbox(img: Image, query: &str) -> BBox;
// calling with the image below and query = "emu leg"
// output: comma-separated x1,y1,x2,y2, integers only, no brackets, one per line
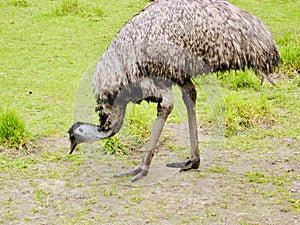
167,79,200,170
114,116,168,181
115,90,173,182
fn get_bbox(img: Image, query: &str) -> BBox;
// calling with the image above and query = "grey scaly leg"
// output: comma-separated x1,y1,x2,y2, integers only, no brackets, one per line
115,88,174,182
167,78,200,170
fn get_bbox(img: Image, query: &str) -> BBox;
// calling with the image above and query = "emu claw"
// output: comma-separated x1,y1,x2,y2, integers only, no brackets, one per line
132,169,148,182
114,167,148,182
166,158,200,171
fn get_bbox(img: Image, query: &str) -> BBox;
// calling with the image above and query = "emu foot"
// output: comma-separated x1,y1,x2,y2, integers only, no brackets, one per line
166,158,200,171
114,167,148,182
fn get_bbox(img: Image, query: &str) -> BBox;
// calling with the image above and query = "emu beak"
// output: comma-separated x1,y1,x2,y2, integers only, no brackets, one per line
68,127,78,154
69,140,77,154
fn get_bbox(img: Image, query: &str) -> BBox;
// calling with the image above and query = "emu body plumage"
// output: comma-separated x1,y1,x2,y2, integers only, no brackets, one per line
68,0,279,181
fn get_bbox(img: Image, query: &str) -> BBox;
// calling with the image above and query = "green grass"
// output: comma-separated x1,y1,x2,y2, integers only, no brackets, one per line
102,136,128,155
244,171,270,184
0,108,29,149
0,0,298,142
0,0,149,138
241,169,300,212
224,91,276,136
50,0,104,19
207,166,228,174
131,196,144,203
7,0,29,7
216,69,262,90
101,102,157,154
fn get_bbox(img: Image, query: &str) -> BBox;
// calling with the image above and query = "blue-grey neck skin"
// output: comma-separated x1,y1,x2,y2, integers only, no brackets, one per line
73,123,109,143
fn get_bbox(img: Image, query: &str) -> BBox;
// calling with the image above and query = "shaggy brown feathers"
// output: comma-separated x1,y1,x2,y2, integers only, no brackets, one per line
93,0,279,104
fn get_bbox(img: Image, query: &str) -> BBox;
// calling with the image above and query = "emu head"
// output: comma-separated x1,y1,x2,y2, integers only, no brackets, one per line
68,102,125,154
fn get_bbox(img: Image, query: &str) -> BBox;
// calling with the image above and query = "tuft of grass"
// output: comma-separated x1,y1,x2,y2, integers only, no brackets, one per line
216,69,262,90
126,102,155,141
102,102,156,155
8,0,29,7
0,108,29,149
276,32,300,71
131,196,144,203
245,171,269,184
208,165,228,174
103,186,118,196
51,0,104,18
34,187,49,201
290,199,300,212
102,136,129,155
224,92,276,136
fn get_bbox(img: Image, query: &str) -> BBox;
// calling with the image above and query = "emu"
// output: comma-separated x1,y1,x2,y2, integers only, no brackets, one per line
68,0,279,181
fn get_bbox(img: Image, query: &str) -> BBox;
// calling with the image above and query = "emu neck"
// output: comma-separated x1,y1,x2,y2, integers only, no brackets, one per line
78,105,126,143
110,105,126,135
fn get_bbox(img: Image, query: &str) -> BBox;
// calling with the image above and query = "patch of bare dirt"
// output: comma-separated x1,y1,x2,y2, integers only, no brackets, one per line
0,130,299,225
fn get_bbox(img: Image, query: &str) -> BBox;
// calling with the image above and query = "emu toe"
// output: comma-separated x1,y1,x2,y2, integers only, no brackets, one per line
114,166,149,182
131,169,149,182
166,158,200,171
